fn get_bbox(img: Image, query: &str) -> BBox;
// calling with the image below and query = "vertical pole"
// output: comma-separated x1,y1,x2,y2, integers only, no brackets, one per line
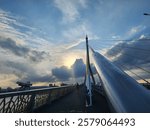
85,35,92,106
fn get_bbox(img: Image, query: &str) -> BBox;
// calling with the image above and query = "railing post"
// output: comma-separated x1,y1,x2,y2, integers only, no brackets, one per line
26,94,36,112
46,92,52,105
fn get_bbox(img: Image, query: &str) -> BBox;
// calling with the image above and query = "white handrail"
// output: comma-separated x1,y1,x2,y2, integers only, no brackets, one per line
91,49,150,112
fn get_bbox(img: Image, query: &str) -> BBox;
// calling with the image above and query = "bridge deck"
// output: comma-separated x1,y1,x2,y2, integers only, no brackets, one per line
34,86,110,113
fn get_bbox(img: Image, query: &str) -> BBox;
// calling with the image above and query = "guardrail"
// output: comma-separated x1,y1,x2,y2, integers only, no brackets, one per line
91,49,150,112
0,85,75,113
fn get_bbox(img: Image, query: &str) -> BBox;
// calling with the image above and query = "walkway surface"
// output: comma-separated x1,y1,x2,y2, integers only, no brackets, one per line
34,86,110,113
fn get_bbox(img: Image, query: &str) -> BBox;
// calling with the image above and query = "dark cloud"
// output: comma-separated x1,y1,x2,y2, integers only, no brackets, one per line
24,75,55,83
51,58,97,81
0,36,53,86
0,52,95,85
106,36,150,66
1,60,40,80
0,60,54,83
51,59,86,81
71,59,86,78
0,37,28,55
105,36,150,80
51,66,71,81
0,37,49,62
71,59,96,78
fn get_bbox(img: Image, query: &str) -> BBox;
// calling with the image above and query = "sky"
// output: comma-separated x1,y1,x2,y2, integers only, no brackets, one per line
0,0,150,88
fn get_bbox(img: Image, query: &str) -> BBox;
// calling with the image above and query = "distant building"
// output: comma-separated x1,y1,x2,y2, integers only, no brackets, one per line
60,82,68,86
49,83,56,87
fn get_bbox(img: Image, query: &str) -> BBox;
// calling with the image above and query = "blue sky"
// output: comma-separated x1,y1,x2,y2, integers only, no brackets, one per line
1,0,150,42
0,0,150,87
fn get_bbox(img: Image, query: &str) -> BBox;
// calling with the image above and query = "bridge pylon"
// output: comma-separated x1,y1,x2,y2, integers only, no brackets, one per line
85,35,95,106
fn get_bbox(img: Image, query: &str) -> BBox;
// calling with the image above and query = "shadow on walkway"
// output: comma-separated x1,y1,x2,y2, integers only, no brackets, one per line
34,86,86,113
34,86,110,113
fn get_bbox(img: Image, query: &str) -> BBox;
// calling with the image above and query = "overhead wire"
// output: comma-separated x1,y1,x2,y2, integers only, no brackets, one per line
115,62,150,84
114,45,150,53
103,49,150,84
103,42,150,74
109,52,150,75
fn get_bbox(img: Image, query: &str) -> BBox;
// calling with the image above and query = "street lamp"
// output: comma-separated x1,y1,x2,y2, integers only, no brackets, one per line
144,13,150,16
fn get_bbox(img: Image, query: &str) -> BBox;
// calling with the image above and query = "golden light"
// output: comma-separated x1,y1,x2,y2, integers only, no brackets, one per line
63,55,77,68
62,51,85,68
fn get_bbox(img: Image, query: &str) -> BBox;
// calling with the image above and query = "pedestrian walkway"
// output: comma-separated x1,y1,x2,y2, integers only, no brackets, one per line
34,86,110,113
35,86,86,113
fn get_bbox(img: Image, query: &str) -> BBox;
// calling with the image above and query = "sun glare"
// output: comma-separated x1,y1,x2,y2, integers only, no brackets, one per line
63,55,76,68
61,51,85,68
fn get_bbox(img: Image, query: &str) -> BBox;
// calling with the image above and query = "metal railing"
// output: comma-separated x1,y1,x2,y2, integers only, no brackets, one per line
91,49,150,112
0,85,75,113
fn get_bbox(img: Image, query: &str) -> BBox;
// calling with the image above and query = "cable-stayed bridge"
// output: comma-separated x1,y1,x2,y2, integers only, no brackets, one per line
0,36,150,113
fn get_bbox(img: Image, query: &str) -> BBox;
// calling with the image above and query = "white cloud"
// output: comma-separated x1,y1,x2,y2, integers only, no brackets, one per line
112,35,120,39
65,38,85,50
0,9,53,48
63,24,87,39
0,9,55,87
127,25,146,37
62,23,97,40
61,22,98,51
0,9,87,88
54,0,87,23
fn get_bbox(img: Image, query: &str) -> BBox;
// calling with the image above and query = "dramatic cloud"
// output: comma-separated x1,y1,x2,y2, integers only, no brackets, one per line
0,9,88,88
0,9,57,87
51,59,86,81
106,36,150,66
71,58,96,78
105,35,150,81
71,59,86,78
0,59,54,85
1,0,150,87
51,58,96,82
0,37,48,62
24,74,55,83
52,66,71,81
